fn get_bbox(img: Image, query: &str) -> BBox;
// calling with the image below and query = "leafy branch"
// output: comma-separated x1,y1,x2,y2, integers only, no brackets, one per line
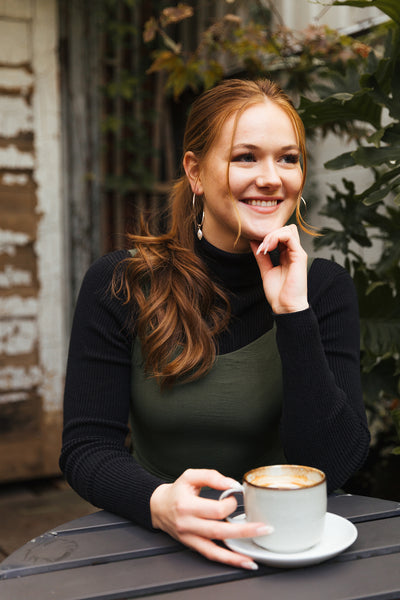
143,2,371,99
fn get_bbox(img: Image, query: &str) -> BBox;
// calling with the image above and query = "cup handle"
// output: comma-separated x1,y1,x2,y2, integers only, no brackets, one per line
219,483,244,524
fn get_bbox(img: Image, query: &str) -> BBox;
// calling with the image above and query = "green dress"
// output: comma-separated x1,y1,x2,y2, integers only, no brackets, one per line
130,326,285,482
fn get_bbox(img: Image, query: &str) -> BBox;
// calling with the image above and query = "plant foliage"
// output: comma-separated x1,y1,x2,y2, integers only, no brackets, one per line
143,1,371,99
303,0,400,455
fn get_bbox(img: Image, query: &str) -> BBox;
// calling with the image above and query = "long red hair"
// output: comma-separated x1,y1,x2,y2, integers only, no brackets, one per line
113,79,310,387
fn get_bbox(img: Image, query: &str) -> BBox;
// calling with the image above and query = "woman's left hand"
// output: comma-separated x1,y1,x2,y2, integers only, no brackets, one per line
250,224,309,314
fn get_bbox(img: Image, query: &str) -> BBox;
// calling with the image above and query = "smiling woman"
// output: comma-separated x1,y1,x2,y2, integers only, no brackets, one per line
184,101,303,253
60,78,371,572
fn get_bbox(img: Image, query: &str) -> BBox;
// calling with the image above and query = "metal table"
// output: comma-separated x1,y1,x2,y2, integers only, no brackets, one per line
1,494,399,600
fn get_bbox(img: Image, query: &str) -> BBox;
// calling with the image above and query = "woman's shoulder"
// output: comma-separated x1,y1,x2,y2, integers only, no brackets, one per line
308,257,357,304
73,249,135,334
86,249,130,276
309,256,350,279
81,249,130,287
75,249,130,307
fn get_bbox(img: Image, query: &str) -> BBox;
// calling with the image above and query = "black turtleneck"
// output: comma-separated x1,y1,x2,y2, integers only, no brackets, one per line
194,236,274,353
60,241,370,530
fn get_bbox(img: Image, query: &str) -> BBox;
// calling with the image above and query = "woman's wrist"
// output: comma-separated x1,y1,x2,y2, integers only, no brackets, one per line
272,301,309,314
150,483,171,529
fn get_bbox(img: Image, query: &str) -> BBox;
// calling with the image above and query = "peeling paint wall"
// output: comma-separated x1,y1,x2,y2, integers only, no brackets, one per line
0,0,65,481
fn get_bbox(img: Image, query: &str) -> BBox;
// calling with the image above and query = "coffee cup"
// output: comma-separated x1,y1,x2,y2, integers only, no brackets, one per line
220,464,327,553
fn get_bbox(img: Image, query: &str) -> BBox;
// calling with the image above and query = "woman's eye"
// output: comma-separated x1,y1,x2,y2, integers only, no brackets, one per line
281,153,300,165
232,152,256,163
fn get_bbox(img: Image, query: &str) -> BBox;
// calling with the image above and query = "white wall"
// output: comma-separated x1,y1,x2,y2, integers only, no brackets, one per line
275,0,381,31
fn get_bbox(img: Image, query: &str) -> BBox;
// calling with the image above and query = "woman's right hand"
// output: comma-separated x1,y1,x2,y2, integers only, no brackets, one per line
150,468,272,570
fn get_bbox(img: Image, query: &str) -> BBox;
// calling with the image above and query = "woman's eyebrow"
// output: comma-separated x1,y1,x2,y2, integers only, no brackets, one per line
281,144,300,152
231,143,300,151
231,143,258,150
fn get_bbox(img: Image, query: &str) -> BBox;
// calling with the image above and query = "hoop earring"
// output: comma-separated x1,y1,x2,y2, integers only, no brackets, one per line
301,196,307,210
192,193,205,240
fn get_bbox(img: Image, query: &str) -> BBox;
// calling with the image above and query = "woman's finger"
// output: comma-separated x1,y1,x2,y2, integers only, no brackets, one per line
150,470,241,531
186,494,238,520
256,224,302,256
182,533,259,570
181,513,273,541
179,468,240,492
149,469,272,571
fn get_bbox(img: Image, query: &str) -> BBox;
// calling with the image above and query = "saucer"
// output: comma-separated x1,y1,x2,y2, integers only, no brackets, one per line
224,512,357,568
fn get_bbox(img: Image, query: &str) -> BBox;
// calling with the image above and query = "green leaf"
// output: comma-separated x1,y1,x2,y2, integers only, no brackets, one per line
363,176,400,205
366,281,387,295
299,89,382,129
353,166,400,204
147,50,183,75
368,128,386,147
363,185,396,205
382,123,400,144
392,408,400,447
360,318,400,357
333,0,400,25
325,152,357,170
352,144,400,167
390,59,400,119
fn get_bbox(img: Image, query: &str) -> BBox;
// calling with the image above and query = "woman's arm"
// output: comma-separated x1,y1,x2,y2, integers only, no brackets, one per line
60,251,164,528
276,258,370,491
61,251,277,569
252,228,370,492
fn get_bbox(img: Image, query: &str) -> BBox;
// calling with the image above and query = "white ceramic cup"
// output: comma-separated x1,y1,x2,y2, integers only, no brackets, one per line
220,464,327,553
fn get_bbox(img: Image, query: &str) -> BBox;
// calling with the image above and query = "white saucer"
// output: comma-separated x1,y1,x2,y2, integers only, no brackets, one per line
224,512,357,568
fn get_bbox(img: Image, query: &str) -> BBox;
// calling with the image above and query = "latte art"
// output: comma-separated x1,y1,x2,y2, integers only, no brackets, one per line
250,475,302,489
262,481,302,489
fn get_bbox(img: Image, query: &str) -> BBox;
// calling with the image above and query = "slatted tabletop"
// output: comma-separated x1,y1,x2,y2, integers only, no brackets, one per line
0,494,399,600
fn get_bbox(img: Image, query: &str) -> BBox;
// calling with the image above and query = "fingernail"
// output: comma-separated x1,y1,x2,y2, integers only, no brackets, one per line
256,525,274,535
262,240,270,255
256,244,263,255
241,560,259,571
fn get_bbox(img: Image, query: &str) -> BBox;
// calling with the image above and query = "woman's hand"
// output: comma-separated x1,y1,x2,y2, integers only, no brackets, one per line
150,468,272,570
250,224,309,314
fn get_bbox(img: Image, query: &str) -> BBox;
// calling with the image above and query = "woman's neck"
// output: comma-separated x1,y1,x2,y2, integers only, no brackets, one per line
194,234,261,290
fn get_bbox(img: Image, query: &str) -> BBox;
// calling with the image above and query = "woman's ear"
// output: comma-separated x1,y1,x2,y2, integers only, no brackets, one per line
183,151,203,195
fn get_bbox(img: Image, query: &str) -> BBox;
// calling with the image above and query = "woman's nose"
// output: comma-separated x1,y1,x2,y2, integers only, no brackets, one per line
255,163,280,188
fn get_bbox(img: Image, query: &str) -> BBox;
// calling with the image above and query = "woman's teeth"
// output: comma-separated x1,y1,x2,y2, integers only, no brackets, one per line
244,199,278,207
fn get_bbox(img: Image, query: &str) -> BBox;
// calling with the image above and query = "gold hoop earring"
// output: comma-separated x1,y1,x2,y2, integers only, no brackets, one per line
192,193,205,240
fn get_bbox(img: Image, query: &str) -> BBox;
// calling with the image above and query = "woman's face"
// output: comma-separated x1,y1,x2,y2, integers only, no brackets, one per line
187,100,303,253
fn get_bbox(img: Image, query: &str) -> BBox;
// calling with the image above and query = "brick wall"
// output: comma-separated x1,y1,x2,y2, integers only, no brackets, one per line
0,0,65,481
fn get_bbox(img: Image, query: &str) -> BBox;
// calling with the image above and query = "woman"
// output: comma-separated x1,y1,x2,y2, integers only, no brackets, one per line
60,78,370,571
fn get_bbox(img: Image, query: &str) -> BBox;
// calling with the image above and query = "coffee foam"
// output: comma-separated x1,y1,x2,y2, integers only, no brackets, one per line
250,474,305,489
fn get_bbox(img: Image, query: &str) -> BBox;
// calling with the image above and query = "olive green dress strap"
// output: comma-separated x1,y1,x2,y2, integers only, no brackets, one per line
129,254,314,482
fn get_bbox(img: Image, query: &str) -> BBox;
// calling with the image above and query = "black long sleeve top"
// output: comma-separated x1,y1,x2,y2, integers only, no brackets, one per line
60,238,370,529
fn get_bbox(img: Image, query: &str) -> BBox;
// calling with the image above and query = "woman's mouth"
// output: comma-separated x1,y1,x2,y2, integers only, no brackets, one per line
240,198,282,207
